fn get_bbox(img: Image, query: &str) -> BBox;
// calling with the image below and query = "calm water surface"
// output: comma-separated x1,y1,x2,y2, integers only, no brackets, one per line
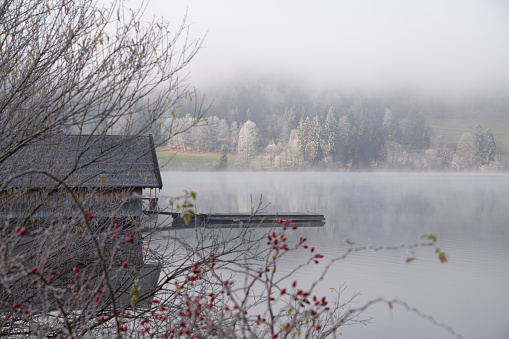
158,171,509,339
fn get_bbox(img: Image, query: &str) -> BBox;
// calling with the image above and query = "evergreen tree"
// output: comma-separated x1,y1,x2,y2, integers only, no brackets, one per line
440,145,452,169
457,132,476,169
485,129,496,165
309,115,323,164
346,101,386,168
337,115,351,165
474,124,496,166
297,116,311,161
403,112,431,149
283,105,298,142
382,108,402,142
230,121,240,151
324,107,338,160
474,124,485,166
218,145,228,169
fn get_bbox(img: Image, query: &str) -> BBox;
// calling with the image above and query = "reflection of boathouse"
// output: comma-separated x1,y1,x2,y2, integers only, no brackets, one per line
0,135,163,310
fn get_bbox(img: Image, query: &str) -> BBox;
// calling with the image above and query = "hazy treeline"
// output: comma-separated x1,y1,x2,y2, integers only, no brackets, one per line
168,80,506,170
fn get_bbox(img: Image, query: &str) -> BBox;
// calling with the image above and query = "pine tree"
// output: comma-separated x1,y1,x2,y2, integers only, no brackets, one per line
324,107,338,160
403,111,430,149
485,129,496,165
309,115,323,164
474,124,486,166
297,116,314,162
337,115,351,165
474,124,496,166
457,132,476,169
283,105,298,142
440,145,452,169
218,145,228,169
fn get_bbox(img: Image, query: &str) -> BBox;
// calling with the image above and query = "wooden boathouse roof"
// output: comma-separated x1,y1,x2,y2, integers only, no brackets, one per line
0,134,163,190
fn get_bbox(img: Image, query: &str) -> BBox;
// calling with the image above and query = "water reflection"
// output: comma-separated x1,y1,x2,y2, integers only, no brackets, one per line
159,171,509,338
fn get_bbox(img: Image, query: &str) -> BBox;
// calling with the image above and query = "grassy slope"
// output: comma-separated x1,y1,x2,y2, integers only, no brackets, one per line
157,152,219,170
156,150,271,170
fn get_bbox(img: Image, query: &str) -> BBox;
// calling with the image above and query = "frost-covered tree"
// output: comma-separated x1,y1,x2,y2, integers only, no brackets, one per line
296,116,318,163
484,129,496,165
456,132,476,169
309,115,323,164
287,129,300,166
382,108,402,142
229,121,240,151
297,117,312,161
296,115,323,165
474,124,496,167
324,107,338,160
208,116,229,152
440,145,452,170
238,120,259,166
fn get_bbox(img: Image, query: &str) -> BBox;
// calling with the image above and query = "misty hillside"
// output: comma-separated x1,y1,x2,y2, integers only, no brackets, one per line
179,78,509,151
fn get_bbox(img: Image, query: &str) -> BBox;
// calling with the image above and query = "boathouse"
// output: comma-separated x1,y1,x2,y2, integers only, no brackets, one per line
0,134,163,221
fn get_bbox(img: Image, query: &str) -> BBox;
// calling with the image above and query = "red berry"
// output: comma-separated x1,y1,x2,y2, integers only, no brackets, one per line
122,262,128,269
16,228,28,236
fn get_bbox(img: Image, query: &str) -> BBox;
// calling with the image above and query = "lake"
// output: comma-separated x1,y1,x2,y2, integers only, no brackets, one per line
158,171,509,339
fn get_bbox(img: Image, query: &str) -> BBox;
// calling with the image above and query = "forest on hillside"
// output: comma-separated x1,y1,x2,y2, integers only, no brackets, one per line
165,79,508,170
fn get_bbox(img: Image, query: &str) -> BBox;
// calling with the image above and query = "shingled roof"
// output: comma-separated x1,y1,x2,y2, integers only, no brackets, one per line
0,135,163,190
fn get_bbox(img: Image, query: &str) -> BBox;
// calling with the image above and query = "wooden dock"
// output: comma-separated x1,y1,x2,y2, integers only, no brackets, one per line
143,211,325,230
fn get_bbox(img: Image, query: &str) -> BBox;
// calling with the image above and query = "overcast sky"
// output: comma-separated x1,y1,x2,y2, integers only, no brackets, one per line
143,0,509,95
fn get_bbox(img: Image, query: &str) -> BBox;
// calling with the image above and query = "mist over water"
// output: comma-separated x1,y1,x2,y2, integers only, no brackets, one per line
146,0,509,335
159,171,509,338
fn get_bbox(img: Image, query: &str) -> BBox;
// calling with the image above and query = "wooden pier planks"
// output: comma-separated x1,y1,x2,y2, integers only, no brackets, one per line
143,210,325,230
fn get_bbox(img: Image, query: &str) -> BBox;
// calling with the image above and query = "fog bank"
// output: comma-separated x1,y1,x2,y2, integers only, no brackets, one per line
150,0,509,96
